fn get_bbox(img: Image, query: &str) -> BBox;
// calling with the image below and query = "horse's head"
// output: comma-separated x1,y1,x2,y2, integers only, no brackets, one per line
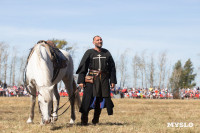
38,86,54,124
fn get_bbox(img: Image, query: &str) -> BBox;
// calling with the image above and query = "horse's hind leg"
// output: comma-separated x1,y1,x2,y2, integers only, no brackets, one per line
52,84,60,123
26,85,36,124
62,77,76,124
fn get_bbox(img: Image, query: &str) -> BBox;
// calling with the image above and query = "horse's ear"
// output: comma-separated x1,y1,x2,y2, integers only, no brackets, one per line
37,40,47,44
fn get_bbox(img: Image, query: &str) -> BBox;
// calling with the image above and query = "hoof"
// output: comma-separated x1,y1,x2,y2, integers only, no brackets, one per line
26,118,33,124
40,122,45,126
40,118,45,125
51,117,58,123
69,119,75,124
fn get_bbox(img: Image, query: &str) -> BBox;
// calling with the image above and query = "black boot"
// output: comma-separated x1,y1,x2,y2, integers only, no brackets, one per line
92,109,101,125
92,98,102,125
81,112,89,126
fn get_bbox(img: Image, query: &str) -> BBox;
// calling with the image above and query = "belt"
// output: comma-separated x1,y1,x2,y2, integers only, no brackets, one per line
89,70,100,75
88,70,107,76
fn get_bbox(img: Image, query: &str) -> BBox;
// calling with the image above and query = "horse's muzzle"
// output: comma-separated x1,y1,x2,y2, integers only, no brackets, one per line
44,119,51,124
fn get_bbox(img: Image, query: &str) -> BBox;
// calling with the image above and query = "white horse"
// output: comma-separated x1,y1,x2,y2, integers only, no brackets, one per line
25,43,81,125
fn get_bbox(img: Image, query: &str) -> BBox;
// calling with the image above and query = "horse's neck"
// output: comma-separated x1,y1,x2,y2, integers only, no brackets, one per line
33,45,53,86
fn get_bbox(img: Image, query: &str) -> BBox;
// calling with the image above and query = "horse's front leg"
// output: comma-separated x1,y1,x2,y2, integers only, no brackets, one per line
27,86,36,124
51,84,60,123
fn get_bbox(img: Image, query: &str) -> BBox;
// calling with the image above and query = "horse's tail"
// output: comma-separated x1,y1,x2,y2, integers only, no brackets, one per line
73,78,81,109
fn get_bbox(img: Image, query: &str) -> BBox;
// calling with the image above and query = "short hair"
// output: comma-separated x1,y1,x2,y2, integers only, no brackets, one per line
93,35,101,41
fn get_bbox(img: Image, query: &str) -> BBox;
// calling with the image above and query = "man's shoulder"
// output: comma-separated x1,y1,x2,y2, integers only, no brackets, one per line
101,48,109,53
102,48,112,56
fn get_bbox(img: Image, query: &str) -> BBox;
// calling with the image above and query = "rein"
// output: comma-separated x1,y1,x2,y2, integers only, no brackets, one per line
51,87,80,117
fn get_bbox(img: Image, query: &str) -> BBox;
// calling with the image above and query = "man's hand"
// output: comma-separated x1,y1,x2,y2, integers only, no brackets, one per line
111,83,115,89
79,83,85,89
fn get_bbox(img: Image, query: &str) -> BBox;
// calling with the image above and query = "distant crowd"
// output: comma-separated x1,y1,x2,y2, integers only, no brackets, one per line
1,84,200,99
111,87,173,99
0,85,29,97
111,87,200,99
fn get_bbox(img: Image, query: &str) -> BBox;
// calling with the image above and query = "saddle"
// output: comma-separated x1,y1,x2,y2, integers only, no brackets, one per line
26,40,68,82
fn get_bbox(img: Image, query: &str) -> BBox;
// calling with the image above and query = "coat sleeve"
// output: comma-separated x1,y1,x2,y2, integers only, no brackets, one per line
108,52,117,84
76,50,90,84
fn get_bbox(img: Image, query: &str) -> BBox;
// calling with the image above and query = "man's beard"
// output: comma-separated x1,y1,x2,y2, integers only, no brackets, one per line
95,44,102,48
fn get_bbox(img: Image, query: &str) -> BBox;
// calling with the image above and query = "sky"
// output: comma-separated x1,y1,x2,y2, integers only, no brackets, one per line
0,0,200,87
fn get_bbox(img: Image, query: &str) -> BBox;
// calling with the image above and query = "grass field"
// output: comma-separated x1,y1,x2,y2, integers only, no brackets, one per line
0,97,200,133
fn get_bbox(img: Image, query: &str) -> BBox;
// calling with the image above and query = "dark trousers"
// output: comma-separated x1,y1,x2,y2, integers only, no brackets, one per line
81,97,102,124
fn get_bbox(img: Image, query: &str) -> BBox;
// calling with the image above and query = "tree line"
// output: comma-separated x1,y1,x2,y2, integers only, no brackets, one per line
116,50,197,91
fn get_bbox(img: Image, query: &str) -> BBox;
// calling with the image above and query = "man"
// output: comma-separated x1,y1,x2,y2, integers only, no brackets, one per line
76,35,117,125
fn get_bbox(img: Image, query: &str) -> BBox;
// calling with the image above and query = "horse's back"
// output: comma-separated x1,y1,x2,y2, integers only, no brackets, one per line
59,49,74,79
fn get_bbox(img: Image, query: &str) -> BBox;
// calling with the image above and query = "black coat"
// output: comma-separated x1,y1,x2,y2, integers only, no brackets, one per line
76,48,117,97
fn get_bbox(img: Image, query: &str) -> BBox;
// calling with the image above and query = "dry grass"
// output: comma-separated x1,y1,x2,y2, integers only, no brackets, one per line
0,97,200,133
